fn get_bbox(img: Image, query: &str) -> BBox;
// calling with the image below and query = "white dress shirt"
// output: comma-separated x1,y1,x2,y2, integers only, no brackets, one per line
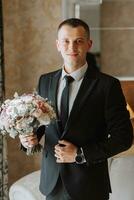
57,63,88,116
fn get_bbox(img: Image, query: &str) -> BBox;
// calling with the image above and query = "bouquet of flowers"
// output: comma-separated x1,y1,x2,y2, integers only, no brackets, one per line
0,92,56,155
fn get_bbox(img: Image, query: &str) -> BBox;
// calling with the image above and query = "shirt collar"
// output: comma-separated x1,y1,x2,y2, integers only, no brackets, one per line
61,62,88,81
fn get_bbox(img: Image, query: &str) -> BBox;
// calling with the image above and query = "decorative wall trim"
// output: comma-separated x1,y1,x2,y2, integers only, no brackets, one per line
0,0,8,199
62,0,102,19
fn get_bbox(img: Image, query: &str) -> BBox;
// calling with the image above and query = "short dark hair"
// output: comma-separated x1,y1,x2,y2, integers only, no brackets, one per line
58,18,90,38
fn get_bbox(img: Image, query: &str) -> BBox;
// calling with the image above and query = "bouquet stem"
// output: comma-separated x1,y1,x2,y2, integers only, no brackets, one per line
26,143,43,156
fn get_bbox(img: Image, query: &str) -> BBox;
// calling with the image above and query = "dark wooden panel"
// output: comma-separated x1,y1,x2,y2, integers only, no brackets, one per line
120,81,134,110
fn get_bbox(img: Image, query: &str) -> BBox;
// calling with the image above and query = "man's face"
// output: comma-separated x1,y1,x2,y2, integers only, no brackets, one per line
56,25,92,69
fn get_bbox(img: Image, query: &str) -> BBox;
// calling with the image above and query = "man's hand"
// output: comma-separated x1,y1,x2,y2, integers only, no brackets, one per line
54,140,77,163
19,133,38,149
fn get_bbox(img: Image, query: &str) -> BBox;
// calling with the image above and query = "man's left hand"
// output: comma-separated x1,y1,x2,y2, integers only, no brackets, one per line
54,140,77,163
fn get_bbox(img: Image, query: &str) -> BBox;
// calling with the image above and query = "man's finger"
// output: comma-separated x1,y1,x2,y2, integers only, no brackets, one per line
58,140,70,146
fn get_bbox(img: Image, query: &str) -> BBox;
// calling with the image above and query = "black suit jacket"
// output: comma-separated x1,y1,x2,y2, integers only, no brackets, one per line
37,66,133,200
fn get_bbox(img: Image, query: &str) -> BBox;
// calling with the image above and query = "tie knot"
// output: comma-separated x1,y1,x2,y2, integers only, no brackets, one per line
64,75,74,84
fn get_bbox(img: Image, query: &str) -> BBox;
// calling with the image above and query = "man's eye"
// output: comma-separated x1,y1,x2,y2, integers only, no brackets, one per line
62,40,69,44
77,39,84,44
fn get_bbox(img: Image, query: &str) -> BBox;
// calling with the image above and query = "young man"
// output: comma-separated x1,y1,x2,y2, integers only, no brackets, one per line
20,18,133,200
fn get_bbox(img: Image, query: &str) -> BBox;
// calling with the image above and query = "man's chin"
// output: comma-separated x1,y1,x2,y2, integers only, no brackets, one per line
66,60,78,67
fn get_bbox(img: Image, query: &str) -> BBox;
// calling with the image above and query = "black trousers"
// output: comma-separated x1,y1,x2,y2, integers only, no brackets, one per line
46,176,72,200
46,175,109,200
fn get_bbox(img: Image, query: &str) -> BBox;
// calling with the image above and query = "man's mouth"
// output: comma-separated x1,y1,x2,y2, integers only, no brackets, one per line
67,53,78,57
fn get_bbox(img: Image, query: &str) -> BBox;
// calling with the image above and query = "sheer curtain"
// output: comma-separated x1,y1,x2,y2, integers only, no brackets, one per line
0,0,8,199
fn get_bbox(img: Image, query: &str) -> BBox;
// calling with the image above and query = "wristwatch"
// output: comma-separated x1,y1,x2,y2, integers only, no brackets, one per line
75,148,85,164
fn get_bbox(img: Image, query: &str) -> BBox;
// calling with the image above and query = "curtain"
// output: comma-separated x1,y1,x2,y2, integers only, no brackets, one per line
0,0,8,200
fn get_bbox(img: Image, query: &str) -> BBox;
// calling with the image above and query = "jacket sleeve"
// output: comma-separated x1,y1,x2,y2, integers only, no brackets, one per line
82,79,133,165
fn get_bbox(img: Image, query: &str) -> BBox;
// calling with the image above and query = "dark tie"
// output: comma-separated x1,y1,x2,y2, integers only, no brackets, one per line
60,75,74,133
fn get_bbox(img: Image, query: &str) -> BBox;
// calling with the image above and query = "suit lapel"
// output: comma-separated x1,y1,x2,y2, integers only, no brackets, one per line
49,70,61,118
49,69,62,135
62,67,99,135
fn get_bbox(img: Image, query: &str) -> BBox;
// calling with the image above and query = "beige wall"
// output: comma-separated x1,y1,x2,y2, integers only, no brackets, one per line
3,0,62,186
3,0,62,97
101,1,134,76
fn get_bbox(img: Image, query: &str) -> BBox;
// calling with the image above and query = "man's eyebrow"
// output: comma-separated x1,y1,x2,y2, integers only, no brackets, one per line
76,38,85,40
60,37,85,40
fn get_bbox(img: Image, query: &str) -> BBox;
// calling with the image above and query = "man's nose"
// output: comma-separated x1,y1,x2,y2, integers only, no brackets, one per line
68,41,77,50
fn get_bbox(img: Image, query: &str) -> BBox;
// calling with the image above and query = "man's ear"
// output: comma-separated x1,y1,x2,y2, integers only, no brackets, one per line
56,39,60,52
88,39,92,51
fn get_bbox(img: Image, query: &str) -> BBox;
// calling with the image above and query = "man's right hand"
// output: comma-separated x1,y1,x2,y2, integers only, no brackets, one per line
19,133,39,149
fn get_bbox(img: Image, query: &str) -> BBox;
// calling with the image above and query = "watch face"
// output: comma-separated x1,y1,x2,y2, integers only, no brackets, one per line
75,155,83,163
